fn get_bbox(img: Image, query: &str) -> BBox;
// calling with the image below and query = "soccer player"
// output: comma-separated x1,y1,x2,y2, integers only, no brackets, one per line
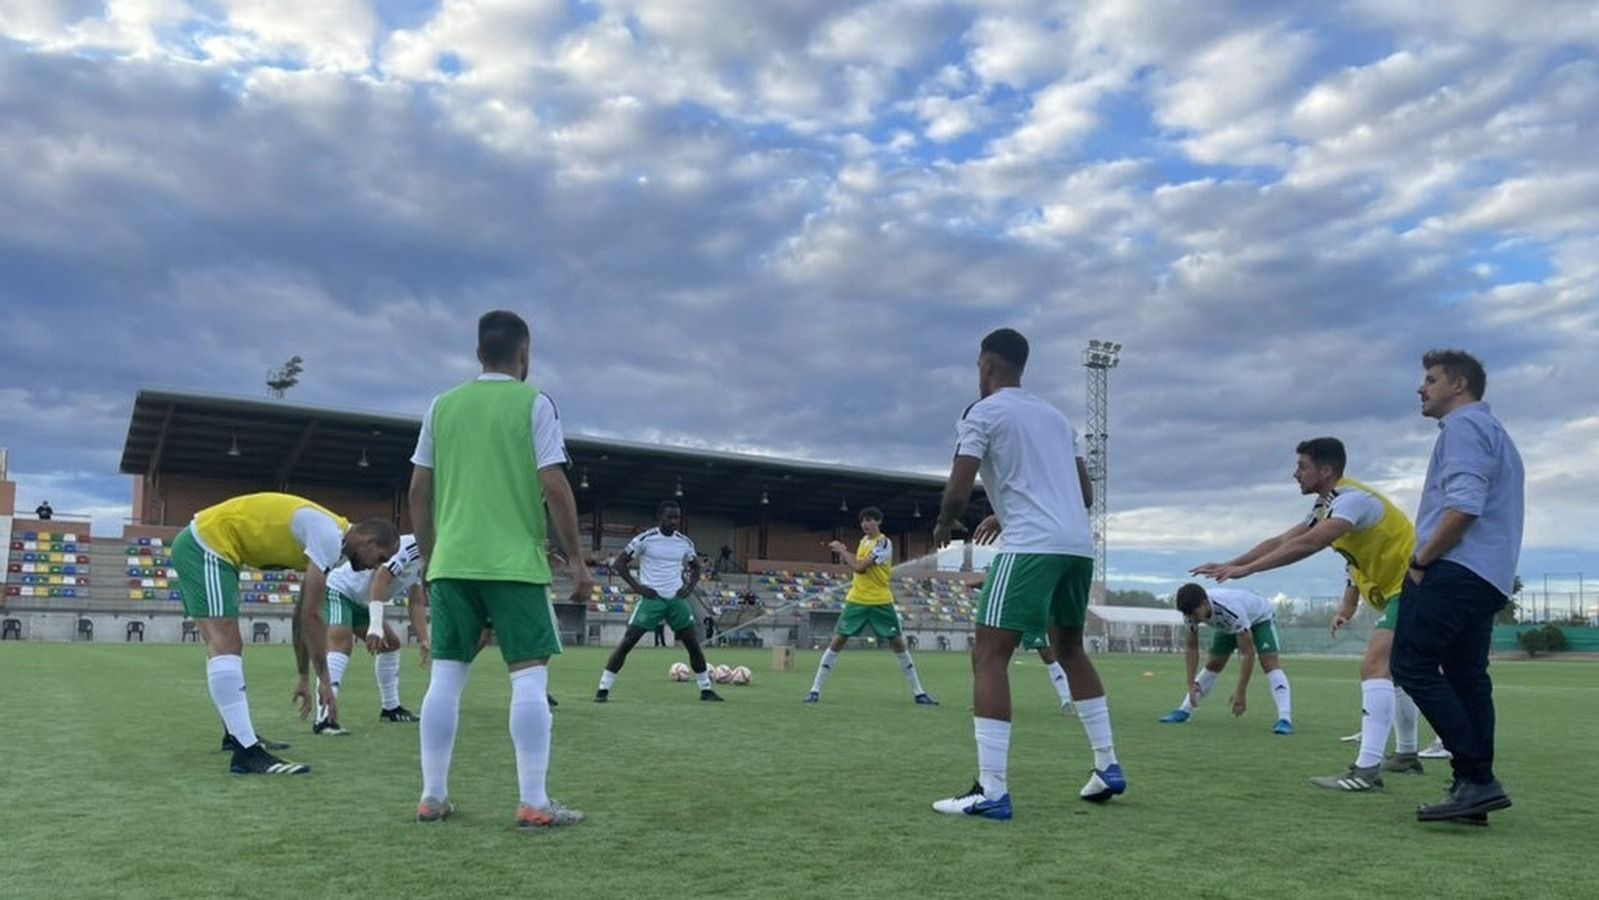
170,491,398,774
932,328,1124,820
312,533,428,735
595,501,724,703
1193,437,1422,792
410,309,591,829
1158,584,1293,733
803,507,936,706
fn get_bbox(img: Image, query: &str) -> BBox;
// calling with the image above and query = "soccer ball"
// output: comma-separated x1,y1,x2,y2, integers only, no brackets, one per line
730,666,752,686
713,664,733,684
668,662,692,682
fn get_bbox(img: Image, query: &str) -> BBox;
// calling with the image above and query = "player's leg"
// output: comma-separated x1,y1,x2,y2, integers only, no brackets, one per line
1311,617,1393,791
315,591,358,734
173,526,308,774
417,579,482,819
596,623,648,701
805,610,856,701
484,582,583,829
1047,555,1123,802
1030,640,1074,713
884,610,936,704
1254,620,1293,734
670,600,722,701
1166,648,1229,722
375,622,415,722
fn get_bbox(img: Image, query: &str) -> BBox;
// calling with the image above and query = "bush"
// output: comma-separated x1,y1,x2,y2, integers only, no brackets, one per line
1517,624,1570,657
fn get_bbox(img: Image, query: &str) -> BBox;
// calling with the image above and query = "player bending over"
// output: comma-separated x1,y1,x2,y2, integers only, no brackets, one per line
1159,584,1293,734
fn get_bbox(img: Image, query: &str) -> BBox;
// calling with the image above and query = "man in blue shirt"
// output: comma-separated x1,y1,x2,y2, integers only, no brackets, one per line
1392,349,1524,826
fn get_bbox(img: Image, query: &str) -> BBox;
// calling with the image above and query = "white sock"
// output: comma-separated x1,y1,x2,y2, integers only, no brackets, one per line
1077,696,1117,769
327,651,350,700
510,667,552,809
598,669,617,691
974,717,1011,798
420,660,469,801
376,651,401,709
1180,668,1219,713
207,655,257,749
1267,669,1291,721
1357,679,1395,769
1394,687,1420,754
1046,662,1073,706
810,649,840,694
696,668,712,690
896,651,926,696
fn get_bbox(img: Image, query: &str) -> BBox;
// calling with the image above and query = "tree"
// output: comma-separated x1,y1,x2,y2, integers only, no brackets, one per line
1105,589,1170,608
1497,575,1524,625
266,355,304,398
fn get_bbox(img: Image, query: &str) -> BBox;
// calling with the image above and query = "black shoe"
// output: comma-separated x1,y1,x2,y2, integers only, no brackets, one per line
222,732,291,753
1417,778,1512,821
379,706,419,723
229,742,310,775
314,719,351,736
547,694,559,709
1451,813,1490,827
593,689,610,703
700,689,725,702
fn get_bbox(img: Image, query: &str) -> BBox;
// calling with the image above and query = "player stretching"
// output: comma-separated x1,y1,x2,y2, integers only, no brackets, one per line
1193,437,1423,792
313,534,429,734
595,501,724,703
1159,585,1293,733
171,492,398,774
932,328,1124,820
804,507,936,706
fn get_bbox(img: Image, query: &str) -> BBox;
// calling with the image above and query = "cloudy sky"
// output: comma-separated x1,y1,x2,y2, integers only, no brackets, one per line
2,0,1596,607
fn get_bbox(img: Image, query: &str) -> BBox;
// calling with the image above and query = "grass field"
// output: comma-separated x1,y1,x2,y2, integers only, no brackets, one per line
4,643,1596,900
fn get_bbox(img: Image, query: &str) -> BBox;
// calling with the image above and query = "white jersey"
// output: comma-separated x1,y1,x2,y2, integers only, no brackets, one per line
954,387,1093,556
411,375,569,471
1187,587,1274,634
328,534,424,603
622,527,696,597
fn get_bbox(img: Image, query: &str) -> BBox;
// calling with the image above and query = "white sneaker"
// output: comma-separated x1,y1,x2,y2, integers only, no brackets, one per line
1418,737,1452,759
1339,730,1361,743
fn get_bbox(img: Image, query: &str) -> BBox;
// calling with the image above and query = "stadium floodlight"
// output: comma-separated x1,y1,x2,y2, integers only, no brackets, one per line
760,489,769,506
674,478,684,498
357,449,370,469
579,469,589,490
1082,338,1123,601
227,434,241,458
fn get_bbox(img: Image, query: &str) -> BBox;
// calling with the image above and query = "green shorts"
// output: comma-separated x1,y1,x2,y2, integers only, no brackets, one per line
325,589,370,634
976,553,1093,634
629,596,696,632
836,602,902,638
1023,632,1050,651
1210,619,1282,656
430,579,561,665
172,526,240,619
1375,596,1401,631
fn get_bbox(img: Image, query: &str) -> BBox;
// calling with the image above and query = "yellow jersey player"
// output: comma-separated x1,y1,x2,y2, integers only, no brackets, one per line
803,507,937,705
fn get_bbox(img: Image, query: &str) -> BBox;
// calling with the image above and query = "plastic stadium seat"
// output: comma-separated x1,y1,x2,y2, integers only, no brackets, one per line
4,586,18,597
138,537,151,546
169,591,182,601
8,541,21,551
6,564,17,574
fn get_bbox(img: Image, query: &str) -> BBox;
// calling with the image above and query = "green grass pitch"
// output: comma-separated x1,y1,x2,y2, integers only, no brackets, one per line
4,643,1596,900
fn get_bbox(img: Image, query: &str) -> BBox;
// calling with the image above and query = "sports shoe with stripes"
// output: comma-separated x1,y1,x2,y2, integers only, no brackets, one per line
221,732,291,753
516,800,586,830
230,743,310,776
1310,764,1383,792
416,797,456,823
379,706,419,723
931,782,1012,819
1080,764,1127,803
314,719,350,736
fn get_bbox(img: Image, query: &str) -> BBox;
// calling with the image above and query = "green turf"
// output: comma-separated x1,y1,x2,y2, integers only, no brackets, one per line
3,643,1596,900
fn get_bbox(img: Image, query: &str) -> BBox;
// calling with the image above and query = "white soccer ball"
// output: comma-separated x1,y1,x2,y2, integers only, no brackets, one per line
713,664,733,684
730,665,752,686
669,662,692,682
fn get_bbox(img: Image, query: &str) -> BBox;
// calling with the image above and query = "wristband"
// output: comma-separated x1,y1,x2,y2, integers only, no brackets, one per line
367,601,386,636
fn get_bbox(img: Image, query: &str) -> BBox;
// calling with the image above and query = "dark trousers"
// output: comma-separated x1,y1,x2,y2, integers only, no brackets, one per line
1391,560,1507,785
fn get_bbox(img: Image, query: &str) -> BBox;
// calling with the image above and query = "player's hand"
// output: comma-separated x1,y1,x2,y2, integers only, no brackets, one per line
971,515,1002,545
318,680,338,724
1231,693,1246,717
932,519,966,548
1330,613,1350,637
567,560,593,605
826,540,847,555
363,631,385,655
1190,562,1224,577
1212,564,1249,583
638,585,660,600
417,638,432,669
292,677,314,720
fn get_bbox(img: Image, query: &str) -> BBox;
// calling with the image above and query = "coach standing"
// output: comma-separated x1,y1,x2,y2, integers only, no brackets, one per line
1392,349,1523,824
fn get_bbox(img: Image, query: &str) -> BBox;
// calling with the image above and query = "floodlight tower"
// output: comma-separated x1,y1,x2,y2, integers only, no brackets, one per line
1082,339,1122,603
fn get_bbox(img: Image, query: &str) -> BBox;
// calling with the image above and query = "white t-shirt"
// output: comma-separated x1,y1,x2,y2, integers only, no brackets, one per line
410,374,569,470
328,534,423,602
192,506,344,572
1304,487,1385,531
1187,587,1274,634
954,388,1093,556
622,528,696,597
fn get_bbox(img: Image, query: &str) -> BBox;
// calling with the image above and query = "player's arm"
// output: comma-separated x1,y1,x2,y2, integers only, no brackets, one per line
680,554,701,598
1232,628,1256,715
1192,521,1305,577
1411,510,1477,578
933,455,982,546
297,564,336,721
1077,457,1093,508
362,566,397,655
407,583,431,667
409,465,435,563
540,465,591,604
612,548,656,598
1217,517,1352,583
1330,581,1360,636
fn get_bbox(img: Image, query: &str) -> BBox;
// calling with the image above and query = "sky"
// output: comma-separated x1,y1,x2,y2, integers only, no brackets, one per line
2,0,1597,609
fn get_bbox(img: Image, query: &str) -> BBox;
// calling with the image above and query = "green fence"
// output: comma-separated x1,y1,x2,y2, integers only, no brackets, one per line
1492,625,1599,653
1273,624,1599,655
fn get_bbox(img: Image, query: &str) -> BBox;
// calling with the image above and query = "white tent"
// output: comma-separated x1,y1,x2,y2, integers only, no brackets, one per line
1086,605,1184,653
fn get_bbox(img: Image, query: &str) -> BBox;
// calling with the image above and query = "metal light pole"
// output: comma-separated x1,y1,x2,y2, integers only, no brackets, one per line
1082,339,1122,604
